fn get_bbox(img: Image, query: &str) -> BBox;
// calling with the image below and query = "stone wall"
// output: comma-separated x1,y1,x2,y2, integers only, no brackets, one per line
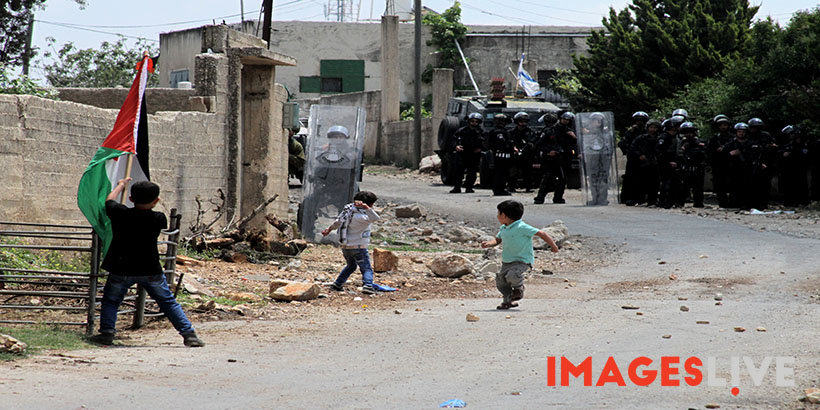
0,94,228,229
56,88,213,114
383,118,434,168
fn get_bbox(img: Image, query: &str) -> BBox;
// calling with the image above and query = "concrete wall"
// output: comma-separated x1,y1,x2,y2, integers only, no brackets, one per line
382,118,434,167
460,26,594,92
56,88,213,114
0,94,228,229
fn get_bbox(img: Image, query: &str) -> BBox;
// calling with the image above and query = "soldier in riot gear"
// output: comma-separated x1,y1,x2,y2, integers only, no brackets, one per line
509,112,538,192
724,123,764,210
672,108,689,120
629,119,661,206
677,122,707,207
533,122,565,204
656,116,685,208
554,112,578,189
747,118,777,209
778,125,810,206
579,112,615,205
620,111,649,205
706,114,734,208
447,112,485,194
486,113,515,196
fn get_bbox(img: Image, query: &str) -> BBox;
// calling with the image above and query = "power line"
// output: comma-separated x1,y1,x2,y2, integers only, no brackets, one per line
35,13,246,30
35,20,159,42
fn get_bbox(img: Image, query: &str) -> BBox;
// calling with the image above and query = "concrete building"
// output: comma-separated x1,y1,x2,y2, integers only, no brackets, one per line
158,21,598,104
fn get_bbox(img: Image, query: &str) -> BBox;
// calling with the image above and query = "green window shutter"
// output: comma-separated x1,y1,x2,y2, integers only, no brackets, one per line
320,60,364,93
299,76,321,93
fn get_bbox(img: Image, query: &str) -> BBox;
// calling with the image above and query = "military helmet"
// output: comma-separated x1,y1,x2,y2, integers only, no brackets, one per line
713,114,731,124
513,112,529,122
589,112,605,122
669,115,685,126
560,112,575,121
467,112,482,121
632,111,649,121
734,122,749,131
781,125,797,135
493,113,510,124
327,125,349,138
646,119,662,128
679,122,698,132
672,108,689,118
748,117,765,127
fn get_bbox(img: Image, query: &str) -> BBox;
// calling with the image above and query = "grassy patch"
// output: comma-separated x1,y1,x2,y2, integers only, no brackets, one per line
0,238,90,273
177,243,219,261
0,325,88,361
176,293,251,307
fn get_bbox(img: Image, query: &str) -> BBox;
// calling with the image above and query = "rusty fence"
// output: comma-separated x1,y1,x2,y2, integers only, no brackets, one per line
0,209,182,336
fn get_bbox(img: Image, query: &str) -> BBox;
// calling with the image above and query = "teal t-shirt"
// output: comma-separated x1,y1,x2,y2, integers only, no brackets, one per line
497,219,540,264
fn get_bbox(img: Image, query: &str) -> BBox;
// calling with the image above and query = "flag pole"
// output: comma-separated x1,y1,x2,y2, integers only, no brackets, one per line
119,154,134,204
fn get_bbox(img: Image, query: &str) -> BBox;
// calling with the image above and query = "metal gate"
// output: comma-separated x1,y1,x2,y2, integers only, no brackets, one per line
0,209,182,336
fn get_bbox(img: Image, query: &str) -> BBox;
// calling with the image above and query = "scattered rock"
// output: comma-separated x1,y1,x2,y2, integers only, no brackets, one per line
540,269,554,275
421,227,434,236
269,281,321,301
472,260,499,280
715,301,723,306
678,297,688,301
680,305,689,312
447,226,490,243
621,304,640,310
733,327,746,332
353,297,363,301
668,274,678,280
466,313,480,322
662,334,672,339
182,274,214,297
395,204,426,218
220,250,248,263
696,320,710,324
429,253,474,278
505,315,511,319
0,334,27,354
411,256,424,264
705,404,720,409
636,312,644,316
372,248,399,272
699,254,709,259
714,293,723,301
803,388,820,404
755,327,766,332
224,292,262,302
534,221,569,249
658,261,667,265
422,233,443,243
394,310,402,314
418,155,442,174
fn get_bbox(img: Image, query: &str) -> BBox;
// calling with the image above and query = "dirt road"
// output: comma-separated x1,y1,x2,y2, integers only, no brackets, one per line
3,175,820,409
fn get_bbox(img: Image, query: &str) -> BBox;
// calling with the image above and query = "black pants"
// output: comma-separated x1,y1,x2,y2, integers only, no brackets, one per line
679,169,705,207
658,166,680,208
728,166,754,210
632,165,659,205
493,157,510,195
711,165,730,208
536,161,565,201
780,167,809,206
621,161,637,203
450,152,480,190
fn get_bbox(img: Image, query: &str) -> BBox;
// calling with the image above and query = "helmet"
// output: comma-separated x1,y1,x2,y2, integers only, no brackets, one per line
734,122,749,131
493,113,509,123
327,125,349,138
467,112,482,121
560,112,575,121
679,122,698,132
781,125,797,135
669,115,685,126
713,114,731,124
589,112,605,124
672,108,689,118
632,111,649,121
748,118,765,127
646,119,661,128
538,113,557,124
513,112,529,122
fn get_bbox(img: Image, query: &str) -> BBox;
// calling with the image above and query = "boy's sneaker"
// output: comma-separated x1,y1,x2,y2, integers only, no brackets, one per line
511,288,524,301
362,284,377,295
89,332,114,346
329,282,343,291
182,332,205,347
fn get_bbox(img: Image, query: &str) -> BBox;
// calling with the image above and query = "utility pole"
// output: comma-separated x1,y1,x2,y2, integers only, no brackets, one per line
22,13,34,76
413,0,422,166
262,0,273,48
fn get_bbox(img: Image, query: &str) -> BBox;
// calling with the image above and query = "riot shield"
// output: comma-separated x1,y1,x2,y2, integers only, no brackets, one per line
299,105,367,243
576,112,619,205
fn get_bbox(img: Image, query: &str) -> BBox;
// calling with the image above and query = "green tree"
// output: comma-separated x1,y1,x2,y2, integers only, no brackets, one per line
0,63,57,98
421,1,468,82
571,0,758,122
0,0,87,67
40,37,158,87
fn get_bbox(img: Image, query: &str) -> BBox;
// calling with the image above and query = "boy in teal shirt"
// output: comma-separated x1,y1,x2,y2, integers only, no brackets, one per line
482,200,559,309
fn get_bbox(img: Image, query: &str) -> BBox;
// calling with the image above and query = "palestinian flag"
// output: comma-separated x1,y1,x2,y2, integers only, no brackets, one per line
77,55,155,256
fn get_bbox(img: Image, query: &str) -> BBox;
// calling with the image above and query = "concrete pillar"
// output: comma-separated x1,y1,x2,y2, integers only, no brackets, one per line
381,15,400,124
430,68,454,154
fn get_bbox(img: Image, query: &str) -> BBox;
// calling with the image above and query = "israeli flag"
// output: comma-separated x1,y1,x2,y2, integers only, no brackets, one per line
518,54,542,97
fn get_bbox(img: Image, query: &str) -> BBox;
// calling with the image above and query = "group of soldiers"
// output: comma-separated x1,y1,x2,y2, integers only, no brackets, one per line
445,111,578,203
446,107,819,210
620,110,820,210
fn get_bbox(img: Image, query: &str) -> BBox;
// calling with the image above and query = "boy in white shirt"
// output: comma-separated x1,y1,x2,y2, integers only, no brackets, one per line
322,191,381,294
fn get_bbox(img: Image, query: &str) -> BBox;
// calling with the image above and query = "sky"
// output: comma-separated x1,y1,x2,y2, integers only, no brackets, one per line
27,0,817,80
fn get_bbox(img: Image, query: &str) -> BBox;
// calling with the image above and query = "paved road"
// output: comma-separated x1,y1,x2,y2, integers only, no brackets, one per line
4,176,819,409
